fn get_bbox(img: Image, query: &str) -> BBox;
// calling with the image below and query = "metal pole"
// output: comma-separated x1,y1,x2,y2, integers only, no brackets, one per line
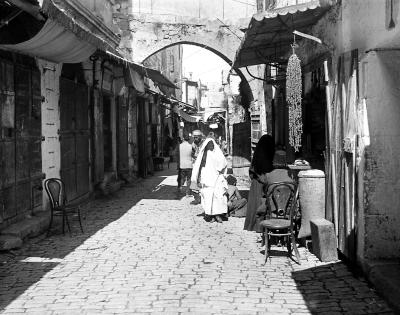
222,0,225,20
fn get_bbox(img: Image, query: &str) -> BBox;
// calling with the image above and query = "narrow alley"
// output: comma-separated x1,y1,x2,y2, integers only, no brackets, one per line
0,167,394,315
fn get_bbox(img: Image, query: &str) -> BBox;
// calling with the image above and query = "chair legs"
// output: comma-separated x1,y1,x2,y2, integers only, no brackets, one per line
62,212,66,235
264,230,270,264
263,230,301,265
48,208,84,236
291,234,301,264
64,212,72,236
77,207,84,233
46,212,54,237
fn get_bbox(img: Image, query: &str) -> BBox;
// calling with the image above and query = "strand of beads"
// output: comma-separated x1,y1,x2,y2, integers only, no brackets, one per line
286,52,303,152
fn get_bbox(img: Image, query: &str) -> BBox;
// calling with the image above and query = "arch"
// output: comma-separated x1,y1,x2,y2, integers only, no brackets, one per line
129,18,268,132
138,39,260,109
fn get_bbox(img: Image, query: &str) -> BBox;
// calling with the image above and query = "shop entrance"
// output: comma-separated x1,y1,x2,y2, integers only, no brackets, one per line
0,54,42,224
103,95,113,172
59,68,90,202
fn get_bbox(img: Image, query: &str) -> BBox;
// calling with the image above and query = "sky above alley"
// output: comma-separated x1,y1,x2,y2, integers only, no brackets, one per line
182,44,232,87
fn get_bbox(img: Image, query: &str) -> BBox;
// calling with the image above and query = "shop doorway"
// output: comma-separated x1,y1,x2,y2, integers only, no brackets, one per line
0,55,42,224
60,65,90,202
103,95,113,172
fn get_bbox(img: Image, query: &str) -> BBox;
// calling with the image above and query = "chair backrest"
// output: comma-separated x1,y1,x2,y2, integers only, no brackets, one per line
44,178,66,210
264,182,297,222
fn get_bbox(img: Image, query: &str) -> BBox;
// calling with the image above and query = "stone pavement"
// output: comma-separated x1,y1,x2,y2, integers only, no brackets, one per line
0,168,395,315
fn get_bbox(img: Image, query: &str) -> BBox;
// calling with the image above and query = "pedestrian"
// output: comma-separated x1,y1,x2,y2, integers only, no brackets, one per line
177,133,193,195
190,130,204,205
244,134,275,232
221,138,228,156
226,175,247,217
191,137,228,223
207,131,215,140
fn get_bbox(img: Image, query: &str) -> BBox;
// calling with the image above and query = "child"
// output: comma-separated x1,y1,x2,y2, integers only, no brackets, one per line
226,175,247,217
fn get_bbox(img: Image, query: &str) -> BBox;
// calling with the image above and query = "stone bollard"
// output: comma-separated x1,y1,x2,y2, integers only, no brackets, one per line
310,218,338,262
297,169,325,239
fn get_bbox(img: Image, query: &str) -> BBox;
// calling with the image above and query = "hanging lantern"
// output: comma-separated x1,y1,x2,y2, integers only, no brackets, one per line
286,45,303,152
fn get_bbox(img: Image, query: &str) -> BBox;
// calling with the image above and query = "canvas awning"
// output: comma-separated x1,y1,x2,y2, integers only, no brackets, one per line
233,0,332,68
172,107,202,123
104,50,178,93
130,63,179,89
0,19,96,63
41,0,120,53
203,110,226,122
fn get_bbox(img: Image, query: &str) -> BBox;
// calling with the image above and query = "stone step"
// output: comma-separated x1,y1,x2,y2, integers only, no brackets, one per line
0,211,50,249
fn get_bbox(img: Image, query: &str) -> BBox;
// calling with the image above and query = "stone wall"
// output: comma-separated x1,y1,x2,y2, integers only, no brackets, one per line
297,0,400,262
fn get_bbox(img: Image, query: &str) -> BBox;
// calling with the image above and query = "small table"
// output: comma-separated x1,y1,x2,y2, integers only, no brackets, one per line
287,164,312,182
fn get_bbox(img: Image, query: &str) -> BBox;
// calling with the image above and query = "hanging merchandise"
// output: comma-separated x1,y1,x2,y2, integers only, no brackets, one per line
286,40,303,152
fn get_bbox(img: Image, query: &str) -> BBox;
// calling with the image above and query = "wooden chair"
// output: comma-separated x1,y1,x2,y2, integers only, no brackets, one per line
259,182,300,264
44,178,84,236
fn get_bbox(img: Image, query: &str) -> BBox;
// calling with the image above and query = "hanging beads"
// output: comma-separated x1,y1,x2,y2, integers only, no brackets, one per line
286,48,303,152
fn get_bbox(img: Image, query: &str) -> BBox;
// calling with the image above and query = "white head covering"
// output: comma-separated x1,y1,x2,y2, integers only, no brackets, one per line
191,138,227,185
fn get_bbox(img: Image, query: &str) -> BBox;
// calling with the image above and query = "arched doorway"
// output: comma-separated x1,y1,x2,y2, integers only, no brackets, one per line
142,42,255,170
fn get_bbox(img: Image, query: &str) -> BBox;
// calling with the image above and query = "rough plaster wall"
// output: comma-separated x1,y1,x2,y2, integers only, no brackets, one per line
38,60,62,211
78,0,116,31
130,0,255,21
362,51,400,259
341,0,400,54
295,0,400,260
124,15,241,64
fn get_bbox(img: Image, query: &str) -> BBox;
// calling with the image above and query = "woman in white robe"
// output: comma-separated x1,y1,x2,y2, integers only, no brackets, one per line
191,138,228,223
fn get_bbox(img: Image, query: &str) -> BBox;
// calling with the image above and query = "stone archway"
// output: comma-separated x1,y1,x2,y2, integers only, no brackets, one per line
115,12,269,139
123,15,267,131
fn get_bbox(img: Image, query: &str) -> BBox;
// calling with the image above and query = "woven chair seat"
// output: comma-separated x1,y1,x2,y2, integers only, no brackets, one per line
260,218,291,229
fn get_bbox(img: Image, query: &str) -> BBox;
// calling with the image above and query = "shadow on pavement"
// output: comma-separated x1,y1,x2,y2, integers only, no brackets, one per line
292,262,395,314
0,171,177,310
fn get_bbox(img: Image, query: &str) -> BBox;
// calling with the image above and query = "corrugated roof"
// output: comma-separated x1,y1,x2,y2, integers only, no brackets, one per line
233,0,332,68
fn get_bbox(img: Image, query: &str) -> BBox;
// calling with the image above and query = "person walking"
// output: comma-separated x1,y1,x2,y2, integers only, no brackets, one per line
190,130,204,204
178,133,193,196
191,138,228,223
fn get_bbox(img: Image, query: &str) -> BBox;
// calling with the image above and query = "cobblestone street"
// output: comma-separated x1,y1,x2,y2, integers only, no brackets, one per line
0,168,395,314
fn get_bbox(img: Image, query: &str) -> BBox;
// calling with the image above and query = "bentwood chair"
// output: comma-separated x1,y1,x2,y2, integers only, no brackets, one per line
259,182,300,264
44,178,84,236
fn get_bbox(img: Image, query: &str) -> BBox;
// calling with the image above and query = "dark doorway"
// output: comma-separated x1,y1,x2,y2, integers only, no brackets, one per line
59,73,90,202
103,95,113,172
0,55,42,226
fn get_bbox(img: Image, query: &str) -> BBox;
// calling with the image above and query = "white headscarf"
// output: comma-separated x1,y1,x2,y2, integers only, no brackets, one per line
191,138,227,186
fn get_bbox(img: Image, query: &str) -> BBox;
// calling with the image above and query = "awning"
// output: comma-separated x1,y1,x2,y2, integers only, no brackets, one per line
105,50,178,93
130,63,179,89
203,110,226,122
41,0,120,53
0,19,96,63
128,65,145,93
172,107,202,123
233,0,332,68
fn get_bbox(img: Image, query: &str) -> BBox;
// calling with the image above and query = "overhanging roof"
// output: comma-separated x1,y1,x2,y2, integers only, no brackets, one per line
233,0,332,68
0,19,96,63
42,0,120,53
105,51,178,91
172,107,202,123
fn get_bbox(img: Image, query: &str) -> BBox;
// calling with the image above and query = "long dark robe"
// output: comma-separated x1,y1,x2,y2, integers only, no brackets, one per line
244,134,275,232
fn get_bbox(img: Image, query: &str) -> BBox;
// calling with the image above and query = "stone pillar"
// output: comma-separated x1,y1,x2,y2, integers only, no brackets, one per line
37,60,62,210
